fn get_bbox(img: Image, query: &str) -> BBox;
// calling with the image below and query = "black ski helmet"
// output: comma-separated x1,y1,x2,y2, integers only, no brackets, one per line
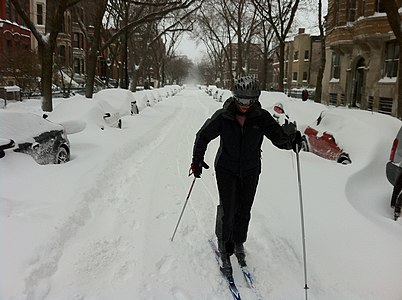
232,75,261,98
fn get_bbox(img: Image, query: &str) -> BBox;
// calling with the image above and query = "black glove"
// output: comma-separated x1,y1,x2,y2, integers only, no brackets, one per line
292,131,303,153
190,160,210,178
281,122,297,135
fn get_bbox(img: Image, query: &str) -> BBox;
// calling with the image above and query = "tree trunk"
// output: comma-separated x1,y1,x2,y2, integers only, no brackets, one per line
85,0,107,98
398,51,402,118
278,41,285,92
41,43,55,112
85,48,97,98
315,0,326,103
315,37,326,103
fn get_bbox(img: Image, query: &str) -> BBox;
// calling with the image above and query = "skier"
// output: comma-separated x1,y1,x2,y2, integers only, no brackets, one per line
190,75,302,277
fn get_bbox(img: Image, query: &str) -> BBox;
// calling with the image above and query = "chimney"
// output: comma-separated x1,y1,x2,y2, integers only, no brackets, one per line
298,28,305,34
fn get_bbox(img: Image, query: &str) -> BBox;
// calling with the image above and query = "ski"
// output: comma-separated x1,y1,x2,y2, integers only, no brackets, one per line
237,261,264,300
394,207,401,221
208,239,242,300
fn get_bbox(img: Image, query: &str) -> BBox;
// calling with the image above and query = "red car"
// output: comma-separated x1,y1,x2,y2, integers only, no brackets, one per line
301,112,351,164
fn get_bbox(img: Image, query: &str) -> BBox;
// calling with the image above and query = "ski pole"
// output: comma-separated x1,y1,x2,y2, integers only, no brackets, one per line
171,177,197,242
295,144,309,300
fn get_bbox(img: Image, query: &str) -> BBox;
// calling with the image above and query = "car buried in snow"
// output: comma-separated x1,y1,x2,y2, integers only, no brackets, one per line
301,111,351,164
0,110,71,164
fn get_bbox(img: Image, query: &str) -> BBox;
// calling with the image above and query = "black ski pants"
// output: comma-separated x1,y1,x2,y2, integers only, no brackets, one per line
391,173,402,208
215,167,260,254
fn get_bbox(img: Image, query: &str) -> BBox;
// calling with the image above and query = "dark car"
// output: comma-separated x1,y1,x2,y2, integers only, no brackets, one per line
0,111,70,164
301,111,351,164
386,125,402,220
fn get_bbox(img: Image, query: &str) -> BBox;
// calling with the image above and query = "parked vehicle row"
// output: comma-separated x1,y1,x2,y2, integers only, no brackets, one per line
0,86,183,164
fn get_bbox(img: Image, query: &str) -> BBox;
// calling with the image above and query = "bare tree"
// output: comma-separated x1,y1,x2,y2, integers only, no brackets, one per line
223,0,260,77
88,0,200,96
253,16,275,90
195,0,260,89
253,0,301,92
382,0,402,118
195,0,232,87
11,0,82,112
314,0,326,103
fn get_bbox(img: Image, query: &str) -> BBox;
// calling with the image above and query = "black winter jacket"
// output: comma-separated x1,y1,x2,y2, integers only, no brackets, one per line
192,97,295,177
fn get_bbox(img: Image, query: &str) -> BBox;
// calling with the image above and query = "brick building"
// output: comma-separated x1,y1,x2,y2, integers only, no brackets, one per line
0,0,31,86
322,0,401,116
0,0,31,51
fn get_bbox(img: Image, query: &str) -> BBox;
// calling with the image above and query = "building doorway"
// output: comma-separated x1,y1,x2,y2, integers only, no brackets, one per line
351,58,365,107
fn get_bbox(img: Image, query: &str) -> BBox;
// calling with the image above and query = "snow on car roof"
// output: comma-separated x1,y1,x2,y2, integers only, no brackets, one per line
0,110,63,143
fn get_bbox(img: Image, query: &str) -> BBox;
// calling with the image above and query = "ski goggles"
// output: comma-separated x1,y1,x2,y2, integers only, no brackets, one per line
234,96,258,106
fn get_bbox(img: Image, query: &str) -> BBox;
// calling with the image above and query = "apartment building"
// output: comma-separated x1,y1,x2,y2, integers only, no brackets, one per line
0,0,31,85
272,28,322,91
323,0,400,116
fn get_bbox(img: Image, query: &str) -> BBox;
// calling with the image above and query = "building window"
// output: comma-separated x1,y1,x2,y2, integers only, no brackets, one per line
334,0,339,26
74,58,81,74
331,52,340,79
73,33,80,48
294,51,299,61
59,45,66,64
304,50,309,60
37,3,44,25
376,0,385,12
383,41,399,78
360,0,366,16
348,0,356,22
303,72,308,81
6,0,12,21
293,72,298,81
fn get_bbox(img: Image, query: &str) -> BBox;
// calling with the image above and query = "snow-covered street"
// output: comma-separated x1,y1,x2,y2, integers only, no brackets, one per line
1,87,402,300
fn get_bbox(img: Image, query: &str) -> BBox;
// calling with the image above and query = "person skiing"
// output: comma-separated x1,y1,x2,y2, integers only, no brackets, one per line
190,75,302,277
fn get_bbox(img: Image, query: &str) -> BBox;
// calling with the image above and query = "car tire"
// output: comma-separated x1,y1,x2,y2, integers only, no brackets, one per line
55,146,69,164
301,136,309,152
337,152,351,165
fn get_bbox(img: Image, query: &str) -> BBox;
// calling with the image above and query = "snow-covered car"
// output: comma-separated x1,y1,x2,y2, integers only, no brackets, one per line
206,85,217,96
269,102,290,125
301,111,351,164
212,88,221,100
218,90,232,103
386,125,402,186
48,94,122,130
0,110,70,164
